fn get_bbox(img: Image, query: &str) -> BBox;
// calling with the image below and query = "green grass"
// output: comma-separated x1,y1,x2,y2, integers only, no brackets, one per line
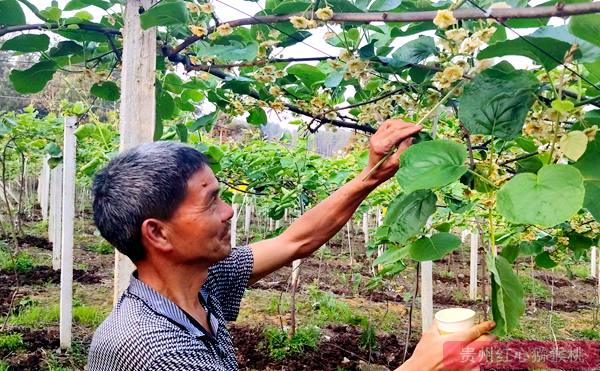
571,328,600,340
518,275,550,299
0,248,35,273
86,240,113,255
0,332,24,351
262,326,320,361
0,360,10,371
9,303,107,328
73,305,108,328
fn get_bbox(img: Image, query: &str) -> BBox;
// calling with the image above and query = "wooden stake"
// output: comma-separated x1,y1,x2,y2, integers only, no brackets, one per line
113,0,157,303
59,117,76,349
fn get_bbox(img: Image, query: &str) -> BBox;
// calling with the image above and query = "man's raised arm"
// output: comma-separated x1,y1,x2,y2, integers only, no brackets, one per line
249,120,421,284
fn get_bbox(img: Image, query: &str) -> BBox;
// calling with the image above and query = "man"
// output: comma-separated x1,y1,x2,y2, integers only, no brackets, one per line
87,120,495,370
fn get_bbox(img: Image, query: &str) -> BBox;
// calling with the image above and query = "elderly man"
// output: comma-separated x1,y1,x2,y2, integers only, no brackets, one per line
87,120,494,370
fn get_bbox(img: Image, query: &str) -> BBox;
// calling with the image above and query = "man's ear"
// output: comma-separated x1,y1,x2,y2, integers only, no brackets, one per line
140,218,173,254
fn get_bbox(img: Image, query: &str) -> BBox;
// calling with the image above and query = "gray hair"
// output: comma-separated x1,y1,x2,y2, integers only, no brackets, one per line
92,141,209,262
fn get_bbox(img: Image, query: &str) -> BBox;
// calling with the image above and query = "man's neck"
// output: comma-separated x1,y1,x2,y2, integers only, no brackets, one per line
136,260,210,312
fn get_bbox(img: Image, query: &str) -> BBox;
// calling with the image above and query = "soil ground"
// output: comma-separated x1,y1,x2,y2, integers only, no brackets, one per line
1,212,599,370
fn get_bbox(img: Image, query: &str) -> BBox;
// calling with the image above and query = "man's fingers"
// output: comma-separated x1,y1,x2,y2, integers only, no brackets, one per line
392,137,413,163
452,321,496,342
380,119,414,131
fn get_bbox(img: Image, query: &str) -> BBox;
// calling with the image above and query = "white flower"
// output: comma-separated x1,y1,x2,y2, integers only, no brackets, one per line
316,7,334,21
290,16,310,29
445,28,468,43
216,23,233,36
199,2,214,13
433,10,457,29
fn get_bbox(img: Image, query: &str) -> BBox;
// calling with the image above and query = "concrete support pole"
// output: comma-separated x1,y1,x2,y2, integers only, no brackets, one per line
50,164,63,270
469,230,479,301
59,117,76,349
113,0,157,303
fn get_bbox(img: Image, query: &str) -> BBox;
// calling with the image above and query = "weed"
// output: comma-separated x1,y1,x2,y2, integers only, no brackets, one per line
0,333,24,351
9,304,59,327
73,305,108,328
572,328,600,340
262,326,320,361
518,275,550,299
0,360,10,371
0,249,34,273
86,240,113,255
439,270,455,279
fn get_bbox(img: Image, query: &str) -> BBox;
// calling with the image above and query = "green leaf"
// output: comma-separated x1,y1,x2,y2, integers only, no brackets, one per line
64,0,111,10
373,246,409,266
0,0,26,26
551,99,575,113
389,36,436,69
1,34,50,52
56,26,108,42
140,0,188,29
478,37,572,70
383,190,436,244
175,123,188,143
40,6,62,21
497,165,585,227
73,10,93,21
324,70,344,88
271,1,310,14
559,130,588,161
163,73,184,94
409,233,461,261
573,132,600,220
569,14,600,48
48,41,83,57
195,39,259,62
247,106,267,125
459,62,539,139
90,81,119,101
535,251,558,268
9,60,57,94
487,254,525,337
189,111,218,132
532,26,600,63
287,64,326,89
156,90,175,120
396,140,467,193
327,0,364,12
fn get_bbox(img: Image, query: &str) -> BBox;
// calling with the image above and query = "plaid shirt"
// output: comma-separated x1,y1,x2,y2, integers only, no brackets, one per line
87,247,254,371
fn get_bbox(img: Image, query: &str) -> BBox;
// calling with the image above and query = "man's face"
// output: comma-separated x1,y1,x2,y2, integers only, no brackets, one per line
163,167,234,264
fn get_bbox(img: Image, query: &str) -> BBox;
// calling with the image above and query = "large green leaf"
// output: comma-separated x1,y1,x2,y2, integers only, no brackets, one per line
497,165,585,227
487,254,525,337
247,106,267,125
48,41,83,57
573,133,600,221
370,0,401,11
189,111,219,132
383,190,436,244
64,0,111,10
458,62,539,139
478,37,572,70
388,36,436,69
532,26,600,63
0,0,25,26
9,60,57,94
1,34,50,52
409,233,461,261
286,64,326,89
90,81,120,101
195,39,259,62
568,14,600,48
140,0,188,29
396,140,467,193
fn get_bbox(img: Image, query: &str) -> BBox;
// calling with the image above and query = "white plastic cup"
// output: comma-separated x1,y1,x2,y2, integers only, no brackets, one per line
435,308,476,336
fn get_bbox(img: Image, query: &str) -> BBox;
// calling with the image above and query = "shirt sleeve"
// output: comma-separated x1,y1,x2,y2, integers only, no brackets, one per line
205,246,254,321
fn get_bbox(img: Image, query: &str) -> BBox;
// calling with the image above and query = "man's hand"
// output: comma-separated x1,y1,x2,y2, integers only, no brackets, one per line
400,321,496,371
364,119,422,185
